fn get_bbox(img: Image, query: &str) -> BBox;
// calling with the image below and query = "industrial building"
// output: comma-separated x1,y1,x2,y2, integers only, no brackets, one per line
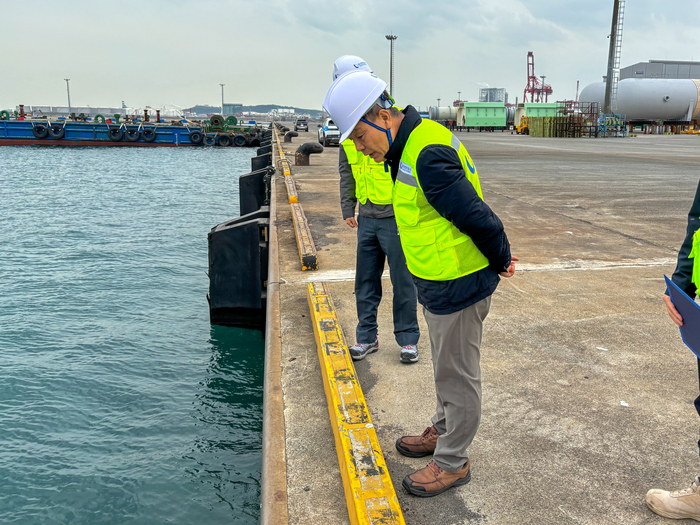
621,60,700,80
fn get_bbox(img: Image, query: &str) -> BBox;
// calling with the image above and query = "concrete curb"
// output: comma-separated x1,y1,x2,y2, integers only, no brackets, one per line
260,143,289,525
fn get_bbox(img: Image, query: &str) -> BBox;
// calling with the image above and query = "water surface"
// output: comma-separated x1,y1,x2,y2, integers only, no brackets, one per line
0,146,263,524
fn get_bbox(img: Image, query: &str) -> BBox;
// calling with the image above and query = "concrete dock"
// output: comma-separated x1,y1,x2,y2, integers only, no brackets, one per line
264,128,700,524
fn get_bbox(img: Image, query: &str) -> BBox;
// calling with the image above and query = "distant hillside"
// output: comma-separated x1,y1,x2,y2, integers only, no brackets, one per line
186,104,323,116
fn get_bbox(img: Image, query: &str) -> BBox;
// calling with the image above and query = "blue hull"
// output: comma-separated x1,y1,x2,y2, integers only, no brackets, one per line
0,120,201,146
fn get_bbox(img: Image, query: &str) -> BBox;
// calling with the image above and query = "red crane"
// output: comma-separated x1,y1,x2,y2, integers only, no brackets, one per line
523,51,553,103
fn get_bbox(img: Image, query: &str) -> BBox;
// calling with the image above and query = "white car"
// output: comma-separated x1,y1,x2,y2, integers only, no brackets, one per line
317,118,341,147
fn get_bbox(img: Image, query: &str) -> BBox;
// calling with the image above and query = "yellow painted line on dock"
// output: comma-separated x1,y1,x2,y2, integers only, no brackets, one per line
273,125,318,272
307,282,405,525
273,128,299,204
291,203,318,271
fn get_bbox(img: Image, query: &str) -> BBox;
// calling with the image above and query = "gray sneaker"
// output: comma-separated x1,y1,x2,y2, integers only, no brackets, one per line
400,344,419,363
349,337,379,361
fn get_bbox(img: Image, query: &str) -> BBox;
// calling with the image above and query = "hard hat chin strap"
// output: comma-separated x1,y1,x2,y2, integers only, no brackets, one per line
360,94,395,172
360,118,393,148
360,118,393,173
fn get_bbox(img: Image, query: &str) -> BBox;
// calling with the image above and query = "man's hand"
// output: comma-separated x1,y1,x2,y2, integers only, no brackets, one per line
663,294,684,327
499,256,519,278
345,217,358,228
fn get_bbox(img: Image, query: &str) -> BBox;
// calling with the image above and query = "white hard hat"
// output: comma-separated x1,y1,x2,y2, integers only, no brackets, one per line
333,55,372,81
323,71,389,143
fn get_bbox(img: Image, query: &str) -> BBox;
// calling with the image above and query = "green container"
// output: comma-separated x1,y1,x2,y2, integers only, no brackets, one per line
462,102,506,128
523,103,561,118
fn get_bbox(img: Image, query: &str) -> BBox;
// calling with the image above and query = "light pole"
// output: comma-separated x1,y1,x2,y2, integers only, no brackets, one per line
437,98,441,107
458,91,461,102
220,83,225,115
385,33,397,97
64,78,71,116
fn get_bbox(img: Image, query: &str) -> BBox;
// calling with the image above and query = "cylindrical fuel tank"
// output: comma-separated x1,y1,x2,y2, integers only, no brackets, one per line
429,106,458,120
579,78,700,121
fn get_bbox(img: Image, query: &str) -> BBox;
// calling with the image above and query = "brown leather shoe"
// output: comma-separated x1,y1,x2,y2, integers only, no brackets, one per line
395,425,439,458
402,459,471,498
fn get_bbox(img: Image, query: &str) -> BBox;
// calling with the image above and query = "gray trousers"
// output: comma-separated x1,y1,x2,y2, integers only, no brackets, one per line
355,216,419,347
424,296,491,473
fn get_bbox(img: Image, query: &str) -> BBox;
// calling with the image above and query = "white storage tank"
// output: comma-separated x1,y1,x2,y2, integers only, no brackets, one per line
579,78,700,121
429,106,458,120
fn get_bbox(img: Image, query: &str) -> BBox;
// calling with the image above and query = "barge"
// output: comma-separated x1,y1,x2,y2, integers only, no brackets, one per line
0,112,265,147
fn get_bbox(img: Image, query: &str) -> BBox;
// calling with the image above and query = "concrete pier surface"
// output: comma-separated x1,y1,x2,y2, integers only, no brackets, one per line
270,129,700,524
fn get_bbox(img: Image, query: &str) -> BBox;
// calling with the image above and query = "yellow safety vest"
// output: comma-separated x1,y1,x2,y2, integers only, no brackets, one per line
341,143,394,206
393,119,489,280
689,227,700,290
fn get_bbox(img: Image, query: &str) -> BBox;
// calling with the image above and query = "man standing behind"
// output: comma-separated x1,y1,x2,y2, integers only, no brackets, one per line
324,72,516,497
646,180,700,521
332,55,420,363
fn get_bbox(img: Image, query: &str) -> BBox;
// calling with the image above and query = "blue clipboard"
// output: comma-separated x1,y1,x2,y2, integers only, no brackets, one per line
665,275,700,359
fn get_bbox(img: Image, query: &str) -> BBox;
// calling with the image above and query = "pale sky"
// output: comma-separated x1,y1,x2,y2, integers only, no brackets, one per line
1,0,698,111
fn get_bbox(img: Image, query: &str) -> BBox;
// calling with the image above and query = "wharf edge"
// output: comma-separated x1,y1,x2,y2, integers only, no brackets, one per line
260,141,289,525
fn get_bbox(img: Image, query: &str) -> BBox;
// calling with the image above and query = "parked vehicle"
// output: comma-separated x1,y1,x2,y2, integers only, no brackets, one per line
317,118,340,147
294,118,308,132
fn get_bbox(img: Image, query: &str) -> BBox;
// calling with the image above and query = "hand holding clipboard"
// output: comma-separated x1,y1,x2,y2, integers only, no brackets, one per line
665,275,700,359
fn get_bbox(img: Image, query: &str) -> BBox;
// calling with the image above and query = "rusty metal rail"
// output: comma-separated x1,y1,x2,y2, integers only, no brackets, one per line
273,126,318,272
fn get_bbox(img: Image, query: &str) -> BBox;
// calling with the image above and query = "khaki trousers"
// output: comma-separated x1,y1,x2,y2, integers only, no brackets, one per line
424,295,491,473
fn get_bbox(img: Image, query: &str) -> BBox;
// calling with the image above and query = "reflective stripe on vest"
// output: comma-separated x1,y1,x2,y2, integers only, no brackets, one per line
393,119,489,280
690,226,700,290
341,139,393,205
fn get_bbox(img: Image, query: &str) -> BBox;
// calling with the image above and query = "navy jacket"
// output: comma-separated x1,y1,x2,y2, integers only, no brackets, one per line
384,106,511,315
671,178,700,296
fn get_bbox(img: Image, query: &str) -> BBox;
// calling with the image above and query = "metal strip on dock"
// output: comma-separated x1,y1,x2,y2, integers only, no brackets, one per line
307,282,405,525
273,128,299,204
273,126,318,272
291,203,318,271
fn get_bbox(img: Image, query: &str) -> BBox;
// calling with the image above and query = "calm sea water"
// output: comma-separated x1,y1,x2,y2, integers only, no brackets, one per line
0,146,264,524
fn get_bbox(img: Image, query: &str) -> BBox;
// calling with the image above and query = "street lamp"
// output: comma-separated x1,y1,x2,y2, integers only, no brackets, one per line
64,78,71,116
220,83,225,115
437,98,441,107
385,33,397,97
458,91,461,102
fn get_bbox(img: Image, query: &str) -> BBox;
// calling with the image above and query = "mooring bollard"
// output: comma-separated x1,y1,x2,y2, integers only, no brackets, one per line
284,131,298,143
295,142,323,166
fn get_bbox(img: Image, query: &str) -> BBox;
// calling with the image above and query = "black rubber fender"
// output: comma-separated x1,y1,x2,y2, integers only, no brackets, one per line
218,134,232,147
108,127,123,141
32,124,49,139
248,138,260,147
233,134,247,147
189,130,203,144
125,128,140,142
142,128,156,142
48,124,65,139
203,135,217,146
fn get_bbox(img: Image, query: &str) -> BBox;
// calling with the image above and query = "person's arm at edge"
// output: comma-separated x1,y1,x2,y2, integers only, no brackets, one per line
338,146,357,226
415,145,512,272
665,179,700,326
